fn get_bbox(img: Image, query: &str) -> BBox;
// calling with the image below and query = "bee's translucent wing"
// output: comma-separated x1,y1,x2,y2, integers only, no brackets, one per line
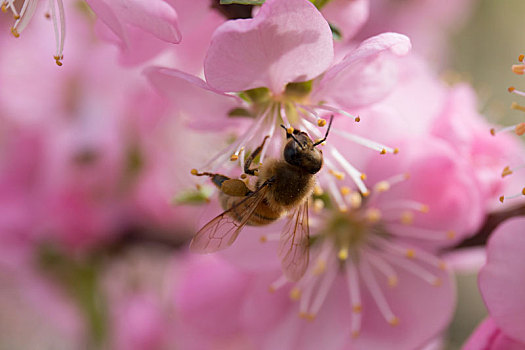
278,199,310,281
190,182,271,254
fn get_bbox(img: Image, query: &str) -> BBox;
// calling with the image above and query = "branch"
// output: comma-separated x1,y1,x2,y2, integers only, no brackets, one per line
454,203,525,249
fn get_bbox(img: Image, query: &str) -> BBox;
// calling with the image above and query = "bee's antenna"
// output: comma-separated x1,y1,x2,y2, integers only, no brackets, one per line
313,115,334,147
281,124,305,150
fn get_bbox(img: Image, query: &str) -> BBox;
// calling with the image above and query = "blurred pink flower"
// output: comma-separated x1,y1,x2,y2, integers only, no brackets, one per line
1,0,66,65
87,0,224,67
102,247,180,350
86,0,180,65
431,84,525,209
0,258,85,349
477,217,525,345
0,4,211,250
494,55,525,204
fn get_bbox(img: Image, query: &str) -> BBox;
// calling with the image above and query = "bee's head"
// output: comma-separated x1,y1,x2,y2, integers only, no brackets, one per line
283,130,323,174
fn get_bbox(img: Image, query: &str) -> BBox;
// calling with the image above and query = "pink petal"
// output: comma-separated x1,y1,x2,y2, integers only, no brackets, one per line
312,32,411,109
479,217,525,344
175,255,248,337
204,0,334,94
87,0,181,44
350,265,455,350
144,67,240,130
463,318,525,350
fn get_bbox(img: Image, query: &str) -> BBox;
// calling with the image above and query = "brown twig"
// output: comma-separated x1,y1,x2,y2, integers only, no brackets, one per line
454,204,525,249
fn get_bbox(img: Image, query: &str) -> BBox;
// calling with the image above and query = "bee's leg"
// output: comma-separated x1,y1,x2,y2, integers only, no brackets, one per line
244,135,270,176
191,170,251,197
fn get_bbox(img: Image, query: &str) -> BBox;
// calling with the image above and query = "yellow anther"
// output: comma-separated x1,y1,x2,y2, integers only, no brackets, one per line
522,187,525,195
289,287,301,301
400,211,414,225
354,116,361,122
338,248,349,261
351,330,360,339
306,314,316,321
374,181,390,193
438,261,447,270
446,230,456,240
405,249,416,259
240,173,248,179
432,278,442,287
339,205,348,213
362,190,370,197
511,102,525,112
299,312,307,319
268,285,276,293
313,198,324,213
230,154,239,161
404,172,411,180
388,276,398,287
520,54,525,62
366,208,382,223
389,317,400,326
11,27,19,38
352,304,362,313
419,204,429,213
54,55,63,67
259,236,267,243
512,64,525,75
317,118,327,127
380,149,387,155
515,122,525,136
490,128,496,136
312,259,326,276
502,166,513,178
360,173,367,180
508,86,516,93
393,148,399,154
349,192,362,209
329,169,345,180
287,127,294,134
1,3,7,12
499,195,505,203
340,186,351,195
190,168,198,175
314,185,323,196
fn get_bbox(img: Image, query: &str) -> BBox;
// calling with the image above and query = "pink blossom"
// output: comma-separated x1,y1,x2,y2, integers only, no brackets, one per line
431,84,525,208
478,217,525,345
147,0,412,200
494,55,525,203
363,136,485,242
1,0,66,65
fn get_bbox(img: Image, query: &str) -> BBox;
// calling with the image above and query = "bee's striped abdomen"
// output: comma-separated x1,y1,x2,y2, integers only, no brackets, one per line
219,193,282,226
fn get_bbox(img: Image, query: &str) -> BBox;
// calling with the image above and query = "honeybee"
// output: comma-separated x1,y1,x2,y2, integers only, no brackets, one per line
190,116,333,281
